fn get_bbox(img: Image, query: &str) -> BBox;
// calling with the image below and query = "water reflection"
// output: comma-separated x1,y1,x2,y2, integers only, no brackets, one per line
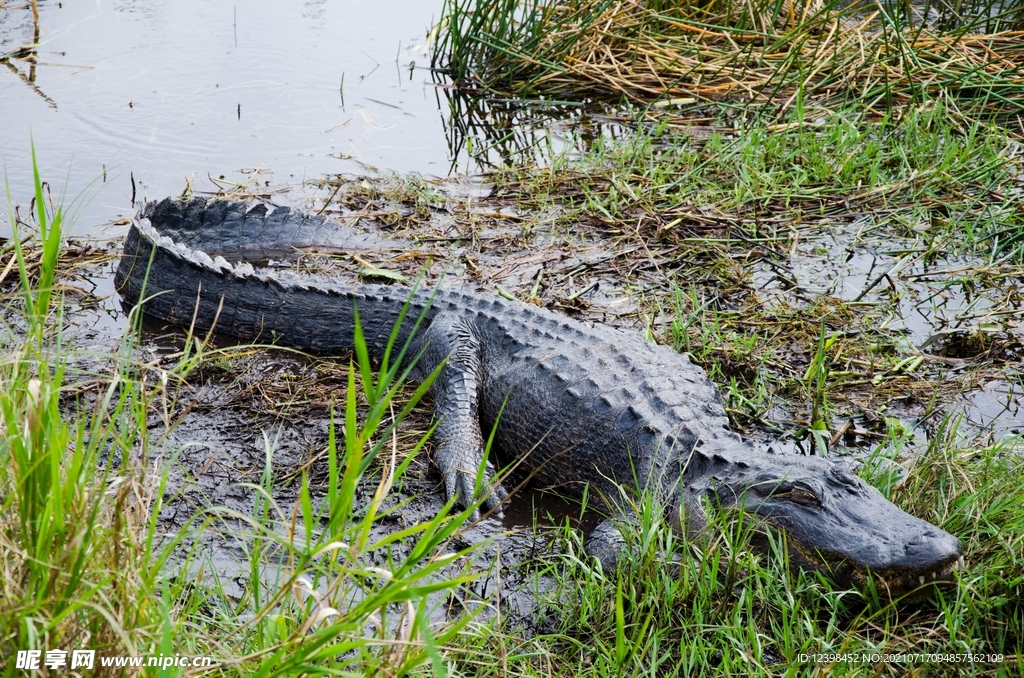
0,0,57,108
437,80,629,172
893,0,1024,31
0,0,462,230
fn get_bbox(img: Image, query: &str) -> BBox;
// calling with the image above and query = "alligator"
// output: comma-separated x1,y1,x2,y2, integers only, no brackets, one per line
116,197,963,597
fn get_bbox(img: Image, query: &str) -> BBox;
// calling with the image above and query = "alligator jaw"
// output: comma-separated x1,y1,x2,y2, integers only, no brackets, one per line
782,534,964,599
867,552,965,600
879,552,965,600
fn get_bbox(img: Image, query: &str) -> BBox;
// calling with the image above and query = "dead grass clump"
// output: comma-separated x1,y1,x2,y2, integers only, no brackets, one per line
0,237,114,294
436,0,1024,121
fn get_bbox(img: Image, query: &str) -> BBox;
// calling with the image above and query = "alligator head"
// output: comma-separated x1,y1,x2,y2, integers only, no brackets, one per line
678,453,962,598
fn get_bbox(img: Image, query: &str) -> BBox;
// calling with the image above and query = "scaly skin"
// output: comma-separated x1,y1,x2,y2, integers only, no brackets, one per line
117,198,963,596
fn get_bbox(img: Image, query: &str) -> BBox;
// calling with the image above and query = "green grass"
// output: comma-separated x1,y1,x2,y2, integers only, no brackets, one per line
492,99,1023,255
0,154,486,676
437,429,1023,677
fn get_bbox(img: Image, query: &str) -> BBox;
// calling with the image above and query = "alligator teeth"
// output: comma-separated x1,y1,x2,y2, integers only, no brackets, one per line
919,575,926,586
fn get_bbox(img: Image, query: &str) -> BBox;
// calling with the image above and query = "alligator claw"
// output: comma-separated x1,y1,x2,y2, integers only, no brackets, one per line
482,478,509,517
443,462,507,521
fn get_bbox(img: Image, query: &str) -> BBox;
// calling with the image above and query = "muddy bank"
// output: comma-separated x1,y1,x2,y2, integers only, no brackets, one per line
137,333,597,629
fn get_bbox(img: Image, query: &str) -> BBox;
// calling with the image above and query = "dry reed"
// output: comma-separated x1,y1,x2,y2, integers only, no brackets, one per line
436,0,1024,119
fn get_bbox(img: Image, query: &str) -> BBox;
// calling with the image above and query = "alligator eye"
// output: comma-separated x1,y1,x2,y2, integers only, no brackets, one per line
768,484,820,506
785,487,819,506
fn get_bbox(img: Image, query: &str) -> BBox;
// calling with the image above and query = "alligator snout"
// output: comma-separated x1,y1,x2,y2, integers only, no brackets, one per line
859,526,963,598
761,504,962,597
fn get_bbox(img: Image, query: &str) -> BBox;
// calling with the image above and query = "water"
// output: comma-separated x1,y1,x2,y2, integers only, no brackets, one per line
750,220,1024,440
1,0,459,231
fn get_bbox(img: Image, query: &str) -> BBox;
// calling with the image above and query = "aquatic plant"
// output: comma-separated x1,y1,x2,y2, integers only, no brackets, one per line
435,0,1024,119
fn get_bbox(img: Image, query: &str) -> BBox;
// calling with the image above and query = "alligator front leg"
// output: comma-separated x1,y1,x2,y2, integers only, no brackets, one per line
419,316,508,520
